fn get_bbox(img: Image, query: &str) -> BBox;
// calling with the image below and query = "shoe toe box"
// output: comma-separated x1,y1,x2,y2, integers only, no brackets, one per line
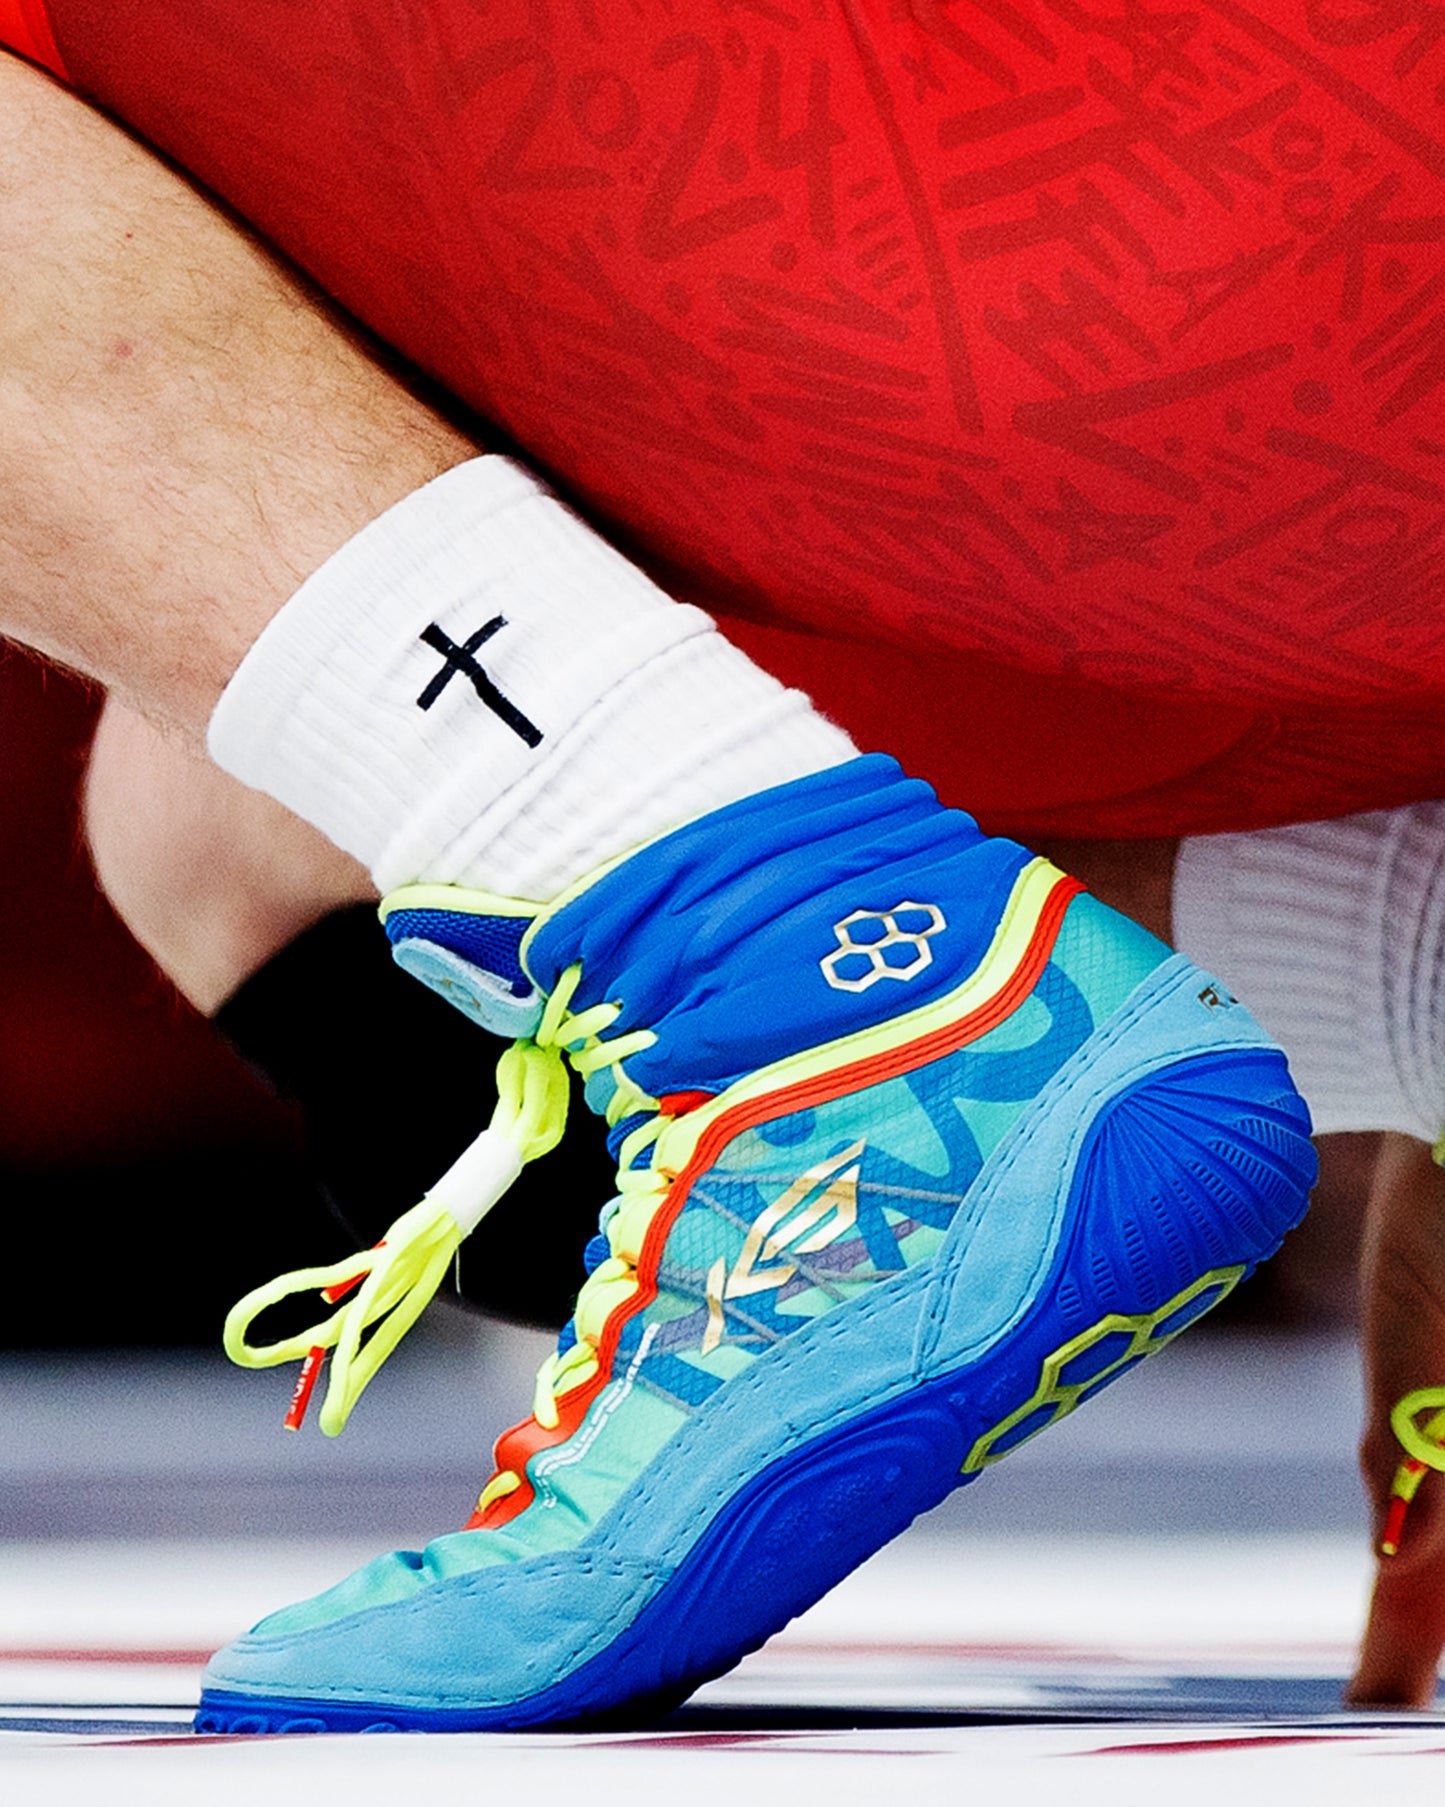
201,1547,671,1723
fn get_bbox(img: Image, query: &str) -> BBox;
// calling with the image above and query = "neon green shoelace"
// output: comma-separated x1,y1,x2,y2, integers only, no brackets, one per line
224,963,658,1437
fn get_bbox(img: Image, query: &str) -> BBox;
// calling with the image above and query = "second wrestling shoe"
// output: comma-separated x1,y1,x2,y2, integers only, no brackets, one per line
199,755,1316,1733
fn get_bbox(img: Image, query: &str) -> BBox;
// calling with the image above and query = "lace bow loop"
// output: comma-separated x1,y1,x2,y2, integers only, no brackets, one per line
225,1039,577,1435
223,957,651,1437
224,1193,476,1435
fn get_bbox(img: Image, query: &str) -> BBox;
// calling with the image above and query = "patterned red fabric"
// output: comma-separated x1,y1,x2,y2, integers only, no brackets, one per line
10,1,1445,833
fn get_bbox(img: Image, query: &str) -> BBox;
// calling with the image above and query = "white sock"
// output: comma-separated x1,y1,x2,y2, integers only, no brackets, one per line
1173,806,1445,1144
208,457,855,899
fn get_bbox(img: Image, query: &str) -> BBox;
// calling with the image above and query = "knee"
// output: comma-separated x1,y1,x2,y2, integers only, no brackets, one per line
85,696,374,1013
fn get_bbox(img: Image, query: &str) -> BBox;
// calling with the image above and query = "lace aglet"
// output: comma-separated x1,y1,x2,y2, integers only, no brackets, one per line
1380,1458,1428,1557
285,1346,326,1432
1381,1497,1407,1558
323,1240,386,1305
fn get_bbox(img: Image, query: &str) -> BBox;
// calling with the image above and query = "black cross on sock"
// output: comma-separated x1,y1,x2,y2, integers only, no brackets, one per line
416,618,543,748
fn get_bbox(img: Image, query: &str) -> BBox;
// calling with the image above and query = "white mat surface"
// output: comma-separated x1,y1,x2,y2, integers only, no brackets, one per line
2,1331,1435,1800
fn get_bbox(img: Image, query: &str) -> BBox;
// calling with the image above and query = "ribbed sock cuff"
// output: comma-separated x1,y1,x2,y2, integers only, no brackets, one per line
209,456,854,899
1174,807,1445,1141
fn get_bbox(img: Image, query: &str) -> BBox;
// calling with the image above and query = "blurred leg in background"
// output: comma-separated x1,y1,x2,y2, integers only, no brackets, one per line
82,698,611,1331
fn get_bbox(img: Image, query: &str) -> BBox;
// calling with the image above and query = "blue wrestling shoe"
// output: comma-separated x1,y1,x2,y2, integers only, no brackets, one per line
197,755,1316,1733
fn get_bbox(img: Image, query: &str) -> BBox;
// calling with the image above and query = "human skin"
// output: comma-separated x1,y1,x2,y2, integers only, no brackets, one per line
84,700,375,1014
1349,1134,1445,1707
0,53,473,741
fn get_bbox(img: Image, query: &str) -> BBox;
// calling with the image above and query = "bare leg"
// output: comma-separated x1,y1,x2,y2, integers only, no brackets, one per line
1350,1133,1445,1706
85,698,374,1014
0,54,472,735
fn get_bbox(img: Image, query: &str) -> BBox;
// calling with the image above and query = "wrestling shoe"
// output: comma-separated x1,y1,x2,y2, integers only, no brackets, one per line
197,755,1316,1733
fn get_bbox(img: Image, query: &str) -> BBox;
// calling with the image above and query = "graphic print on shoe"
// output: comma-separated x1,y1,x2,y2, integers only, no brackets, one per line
701,1137,867,1359
203,757,1316,1733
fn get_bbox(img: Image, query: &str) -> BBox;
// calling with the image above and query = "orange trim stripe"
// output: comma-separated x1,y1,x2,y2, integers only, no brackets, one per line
0,0,70,80
470,873,1082,1531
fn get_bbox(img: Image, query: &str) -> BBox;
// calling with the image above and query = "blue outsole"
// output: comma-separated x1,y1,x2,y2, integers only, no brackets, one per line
196,1041,1315,1737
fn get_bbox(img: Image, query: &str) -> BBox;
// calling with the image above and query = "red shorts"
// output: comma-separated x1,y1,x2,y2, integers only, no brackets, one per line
9,0,1445,834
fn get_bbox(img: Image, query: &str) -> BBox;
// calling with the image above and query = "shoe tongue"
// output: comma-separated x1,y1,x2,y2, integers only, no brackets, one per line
383,903,545,1038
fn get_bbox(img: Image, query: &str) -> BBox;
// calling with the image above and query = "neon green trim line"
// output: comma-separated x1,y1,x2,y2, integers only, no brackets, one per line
245,854,1066,1440
961,1267,1246,1474
380,837,642,981
382,858,1071,1185
653,858,1069,1178
379,886,541,924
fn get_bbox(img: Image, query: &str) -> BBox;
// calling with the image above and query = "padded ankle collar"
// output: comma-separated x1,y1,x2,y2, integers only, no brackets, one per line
525,755,1033,1095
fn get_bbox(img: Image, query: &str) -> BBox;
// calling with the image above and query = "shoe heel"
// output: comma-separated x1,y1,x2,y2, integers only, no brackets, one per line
948,1006,1316,1472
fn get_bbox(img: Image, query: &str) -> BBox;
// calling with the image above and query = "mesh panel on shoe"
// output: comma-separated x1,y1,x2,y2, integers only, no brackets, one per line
383,909,531,995
509,935,1112,1533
